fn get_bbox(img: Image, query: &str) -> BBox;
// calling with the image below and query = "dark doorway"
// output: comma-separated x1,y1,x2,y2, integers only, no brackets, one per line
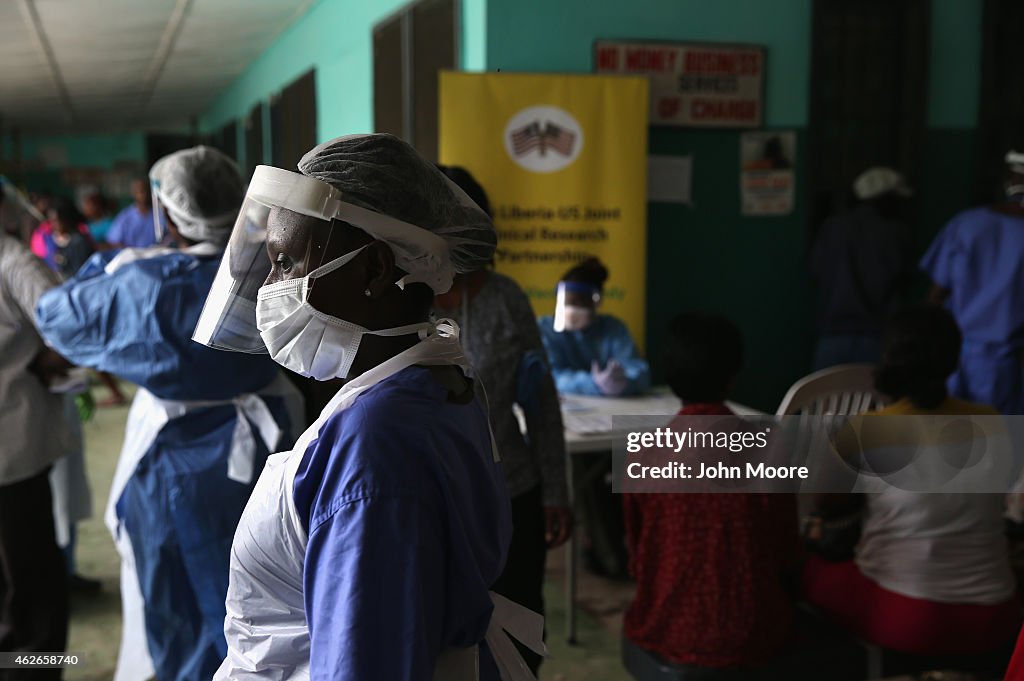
807,0,931,239
145,133,196,171
245,103,264,179
372,0,457,162
975,0,1024,204
211,120,238,162
373,13,405,140
270,70,317,172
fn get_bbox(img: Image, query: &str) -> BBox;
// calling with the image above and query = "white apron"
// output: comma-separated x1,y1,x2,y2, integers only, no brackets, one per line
107,372,303,681
215,320,544,681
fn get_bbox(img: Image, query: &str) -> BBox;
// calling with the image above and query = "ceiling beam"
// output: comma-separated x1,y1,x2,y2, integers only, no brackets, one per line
16,0,75,125
131,0,194,127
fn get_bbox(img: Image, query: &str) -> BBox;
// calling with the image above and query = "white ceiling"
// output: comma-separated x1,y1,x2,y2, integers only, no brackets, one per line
0,0,315,134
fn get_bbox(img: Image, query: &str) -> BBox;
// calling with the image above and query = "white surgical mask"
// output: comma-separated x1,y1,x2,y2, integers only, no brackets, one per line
561,305,594,331
256,246,429,380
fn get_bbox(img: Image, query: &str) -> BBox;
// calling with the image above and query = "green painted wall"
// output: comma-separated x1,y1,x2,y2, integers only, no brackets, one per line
484,0,984,411
199,0,489,155
918,0,983,262
1,131,147,201
928,0,982,129
194,0,985,410
4,132,145,170
486,0,812,127
484,0,812,410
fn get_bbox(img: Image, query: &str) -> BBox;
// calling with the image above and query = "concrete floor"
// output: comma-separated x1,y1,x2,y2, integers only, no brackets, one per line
66,389,634,681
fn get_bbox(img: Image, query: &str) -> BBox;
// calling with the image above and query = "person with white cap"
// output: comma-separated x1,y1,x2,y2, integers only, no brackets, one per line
808,166,915,370
920,150,1024,415
34,146,302,681
195,133,542,681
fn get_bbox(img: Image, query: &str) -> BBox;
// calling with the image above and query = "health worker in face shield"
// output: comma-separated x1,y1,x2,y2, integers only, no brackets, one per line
537,257,650,397
197,134,542,681
35,146,303,681
920,150,1024,415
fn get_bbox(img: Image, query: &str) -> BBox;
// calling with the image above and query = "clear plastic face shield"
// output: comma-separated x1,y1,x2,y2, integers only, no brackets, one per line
192,165,455,353
150,176,170,243
552,280,601,332
192,166,347,352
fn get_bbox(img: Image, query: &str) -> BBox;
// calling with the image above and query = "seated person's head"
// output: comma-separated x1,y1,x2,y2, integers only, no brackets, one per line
663,312,743,403
555,257,607,331
875,305,961,409
561,257,608,300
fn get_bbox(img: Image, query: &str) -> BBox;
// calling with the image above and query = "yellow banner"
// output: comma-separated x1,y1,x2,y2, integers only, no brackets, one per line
439,72,649,349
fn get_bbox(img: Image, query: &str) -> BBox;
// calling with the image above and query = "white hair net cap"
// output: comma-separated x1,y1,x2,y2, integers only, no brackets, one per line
297,134,496,292
852,167,913,201
150,146,245,245
1006,150,1024,175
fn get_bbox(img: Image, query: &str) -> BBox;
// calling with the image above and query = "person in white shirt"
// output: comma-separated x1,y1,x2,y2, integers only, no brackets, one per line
0,233,73,679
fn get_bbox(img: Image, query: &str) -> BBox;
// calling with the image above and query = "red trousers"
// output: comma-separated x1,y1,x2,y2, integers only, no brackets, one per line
803,555,1020,656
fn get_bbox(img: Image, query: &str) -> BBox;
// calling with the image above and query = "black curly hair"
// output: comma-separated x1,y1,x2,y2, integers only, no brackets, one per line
875,305,961,409
663,312,744,403
561,257,608,292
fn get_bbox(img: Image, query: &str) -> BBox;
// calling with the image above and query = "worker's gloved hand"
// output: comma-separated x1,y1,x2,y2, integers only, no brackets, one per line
591,360,628,396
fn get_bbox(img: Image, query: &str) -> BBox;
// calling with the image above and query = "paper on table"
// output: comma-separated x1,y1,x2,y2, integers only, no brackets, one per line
562,412,615,434
648,155,693,204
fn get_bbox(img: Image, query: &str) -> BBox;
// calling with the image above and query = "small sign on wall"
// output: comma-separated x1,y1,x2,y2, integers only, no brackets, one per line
594,40,765,128
647,155,693,205
740,131,795,216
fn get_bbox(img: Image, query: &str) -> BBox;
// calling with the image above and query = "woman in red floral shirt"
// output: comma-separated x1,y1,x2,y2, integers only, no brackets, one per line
622,312,801,678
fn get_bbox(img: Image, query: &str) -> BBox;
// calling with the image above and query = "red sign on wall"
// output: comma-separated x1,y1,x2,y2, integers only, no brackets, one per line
594,40,765,128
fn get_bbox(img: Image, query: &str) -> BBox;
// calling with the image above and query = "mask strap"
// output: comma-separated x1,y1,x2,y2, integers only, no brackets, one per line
306,244,368,280
364,321,432,339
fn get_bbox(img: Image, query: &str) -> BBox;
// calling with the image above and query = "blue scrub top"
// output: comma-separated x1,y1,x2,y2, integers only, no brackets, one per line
108,205,158,248
293,366,511,681
920,206,1024,348
538,313,651,396
35,249,278,400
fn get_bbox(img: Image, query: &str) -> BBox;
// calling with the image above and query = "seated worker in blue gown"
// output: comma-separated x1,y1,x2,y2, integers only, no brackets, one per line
195,134,541,681
35,146,302,681
920,150,1024,415
538,257,650,396
538,256,649,578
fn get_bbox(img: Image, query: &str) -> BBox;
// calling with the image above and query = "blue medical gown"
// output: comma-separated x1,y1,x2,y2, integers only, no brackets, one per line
119,404,284,681
35,250,278,399
35,249,294,681
538,314,651,396
921,207,1024,414
293,366,511,681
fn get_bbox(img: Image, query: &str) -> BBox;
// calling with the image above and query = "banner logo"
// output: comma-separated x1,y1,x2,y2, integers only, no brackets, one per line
504,106,584,173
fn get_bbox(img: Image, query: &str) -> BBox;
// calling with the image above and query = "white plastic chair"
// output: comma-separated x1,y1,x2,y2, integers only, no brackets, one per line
776,364,888,416
778,364,890,543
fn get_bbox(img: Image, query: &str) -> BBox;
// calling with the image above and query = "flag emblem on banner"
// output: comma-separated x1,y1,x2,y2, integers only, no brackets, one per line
510,121,577,157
